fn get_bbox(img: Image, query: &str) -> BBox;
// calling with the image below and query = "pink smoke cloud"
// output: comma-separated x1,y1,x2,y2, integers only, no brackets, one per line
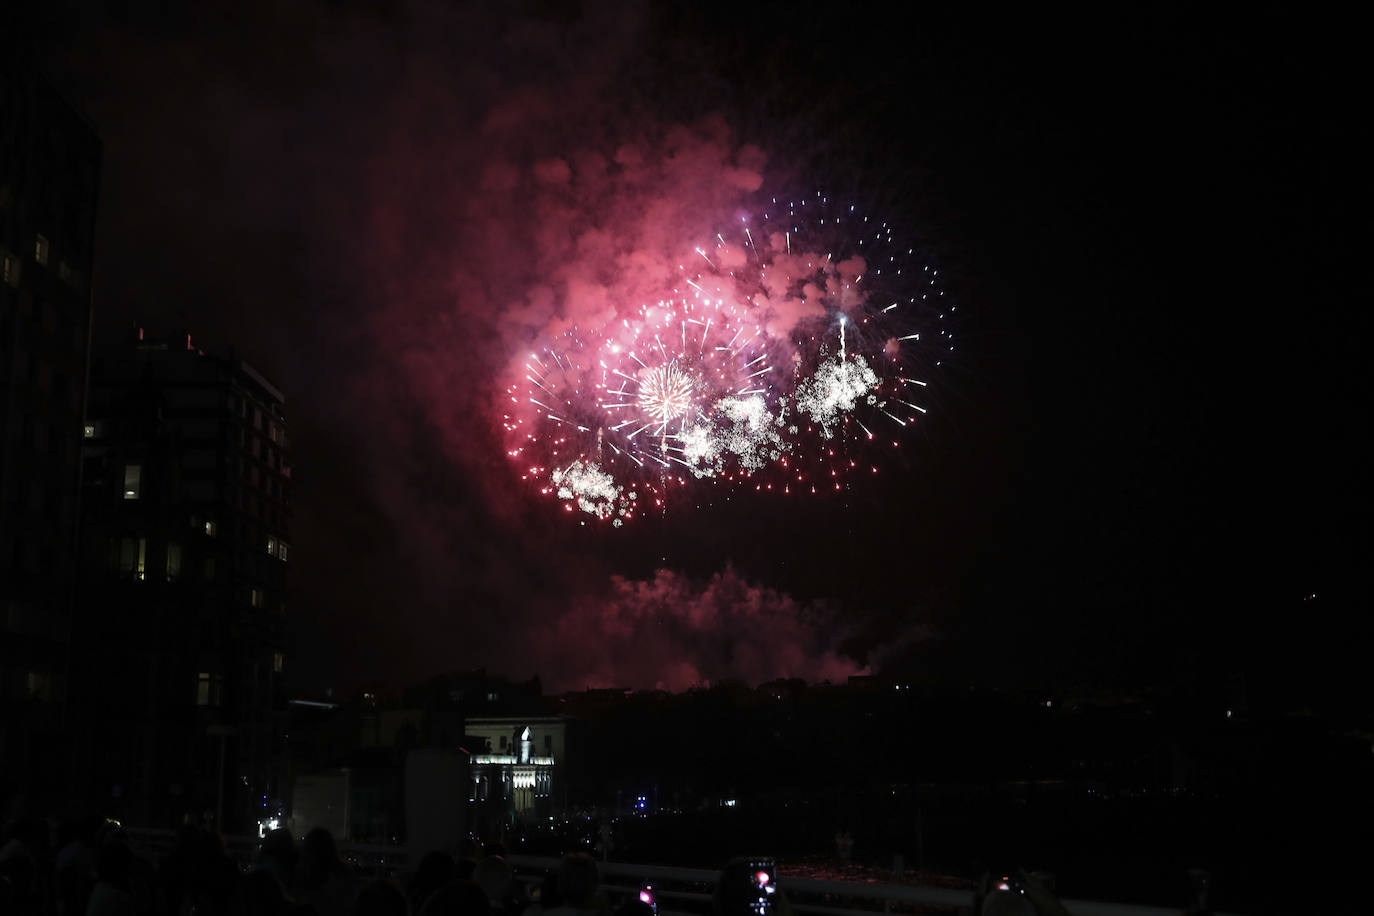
464,119,781,441
532,567,867,692
533,158,573,185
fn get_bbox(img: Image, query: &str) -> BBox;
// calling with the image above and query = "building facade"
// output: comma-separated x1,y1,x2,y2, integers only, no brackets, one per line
465,716,566,826
0,50,102,807
73,332,290,831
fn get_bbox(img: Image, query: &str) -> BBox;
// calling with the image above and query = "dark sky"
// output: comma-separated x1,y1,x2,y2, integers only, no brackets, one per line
28,3,1367,696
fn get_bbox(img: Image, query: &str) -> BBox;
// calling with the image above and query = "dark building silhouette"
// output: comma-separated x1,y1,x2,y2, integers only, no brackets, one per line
0,51,102,808
284,674,577,842
402,671,571,830
72,331,291,831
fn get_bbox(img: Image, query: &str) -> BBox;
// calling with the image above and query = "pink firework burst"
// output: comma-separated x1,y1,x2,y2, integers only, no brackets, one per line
503,191,954,521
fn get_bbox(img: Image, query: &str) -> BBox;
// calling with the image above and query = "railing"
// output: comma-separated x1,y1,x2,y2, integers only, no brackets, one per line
505,855,1242,916
508,856,967,915
123,831,1242,916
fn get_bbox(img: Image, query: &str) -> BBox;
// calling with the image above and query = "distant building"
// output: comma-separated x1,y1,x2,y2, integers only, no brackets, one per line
403,672,569,828
72,331,291,831
464,717,566,827
0,51,101,807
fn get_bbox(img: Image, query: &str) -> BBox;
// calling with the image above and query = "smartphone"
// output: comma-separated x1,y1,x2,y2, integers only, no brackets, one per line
745,859,777,916
980,872,1029,916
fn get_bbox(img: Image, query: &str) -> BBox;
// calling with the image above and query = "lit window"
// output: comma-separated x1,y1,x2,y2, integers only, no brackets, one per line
112,537,147,580
166,542,182,581
34,234,49,266
266,536,277,556
276,542,288,563
83,423,96,438
1,250,20,286
204,519,217,537
196,672,223,707
123,464,142,499
249,588,263,608
273,653,284,674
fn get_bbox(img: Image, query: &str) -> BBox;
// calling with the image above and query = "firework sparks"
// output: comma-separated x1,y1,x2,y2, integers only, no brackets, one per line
791,353,880,438
636,360,696,426
503,191,953,521
595,295,782,470
678,393,788,477
550,459,636,526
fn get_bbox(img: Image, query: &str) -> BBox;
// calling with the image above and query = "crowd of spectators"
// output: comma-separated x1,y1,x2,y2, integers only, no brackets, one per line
3,813,1091,916
0,813,656,916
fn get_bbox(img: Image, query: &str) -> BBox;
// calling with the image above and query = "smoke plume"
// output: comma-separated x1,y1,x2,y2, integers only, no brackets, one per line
533,567,866,692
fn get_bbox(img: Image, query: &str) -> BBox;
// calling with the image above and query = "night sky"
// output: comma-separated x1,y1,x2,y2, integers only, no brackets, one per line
27,3,1367,697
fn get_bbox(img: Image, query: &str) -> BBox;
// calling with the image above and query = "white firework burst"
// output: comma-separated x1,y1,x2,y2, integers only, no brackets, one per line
636,361,696,426
792,354,879,438
677,393,788,478
551,459,636,525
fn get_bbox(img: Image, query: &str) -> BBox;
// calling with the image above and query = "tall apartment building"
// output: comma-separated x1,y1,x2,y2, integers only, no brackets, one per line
0,51,102,805
74,331,291,831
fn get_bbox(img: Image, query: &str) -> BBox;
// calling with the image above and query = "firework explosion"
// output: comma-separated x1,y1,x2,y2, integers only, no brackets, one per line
503,192,953,520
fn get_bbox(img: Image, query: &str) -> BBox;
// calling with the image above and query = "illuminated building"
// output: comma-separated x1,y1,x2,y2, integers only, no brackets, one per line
465,717,567,827
0,51,101,807
72,331,290,831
